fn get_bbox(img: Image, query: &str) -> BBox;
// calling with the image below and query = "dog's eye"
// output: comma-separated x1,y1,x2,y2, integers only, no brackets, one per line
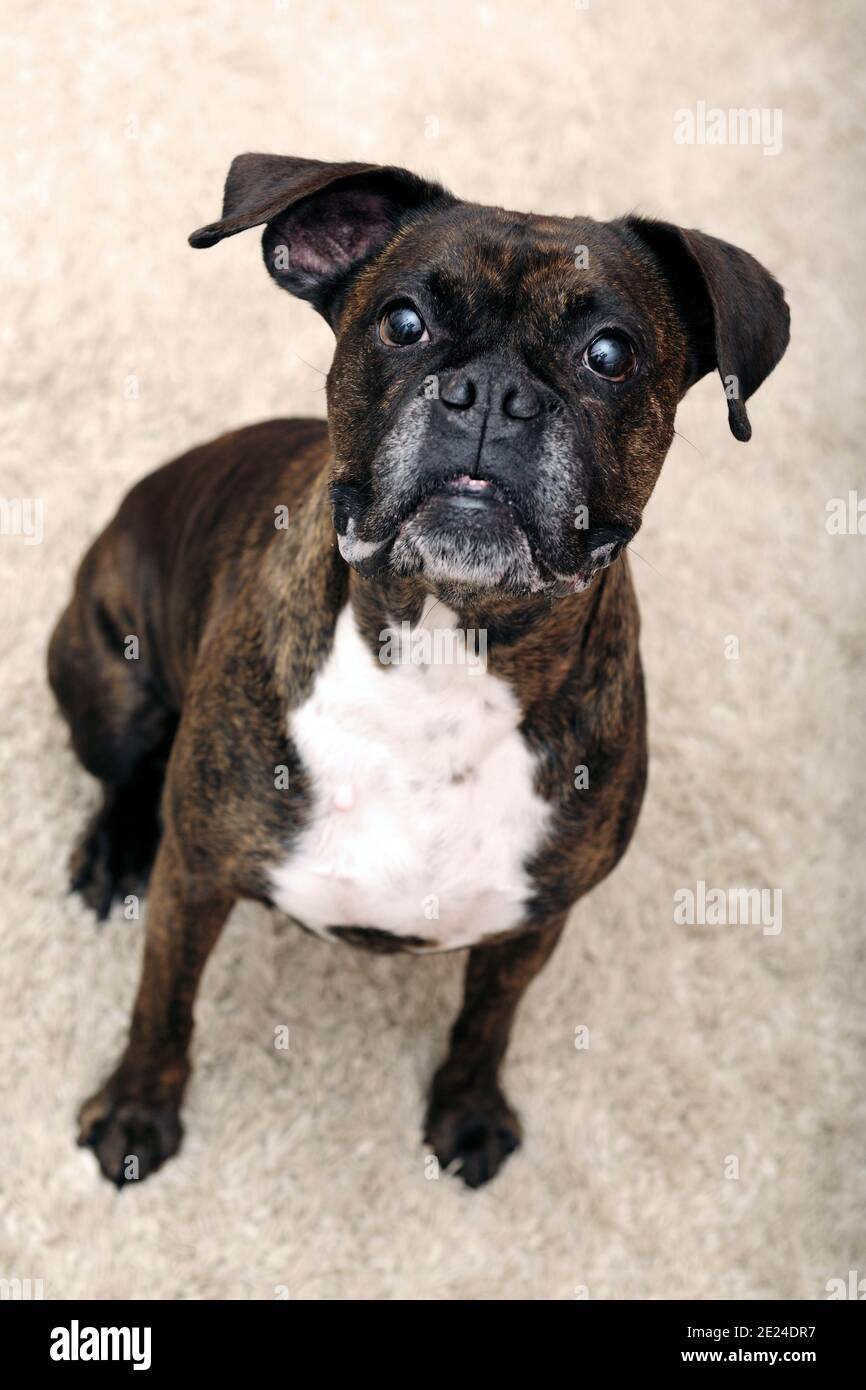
583,333,636,381
379,302,429,347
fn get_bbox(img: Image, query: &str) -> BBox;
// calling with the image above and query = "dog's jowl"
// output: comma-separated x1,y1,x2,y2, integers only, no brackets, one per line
49,154,790,1188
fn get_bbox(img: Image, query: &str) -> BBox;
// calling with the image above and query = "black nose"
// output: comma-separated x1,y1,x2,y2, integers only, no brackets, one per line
501,384,541,419
439,374,476,409
438,368,543,421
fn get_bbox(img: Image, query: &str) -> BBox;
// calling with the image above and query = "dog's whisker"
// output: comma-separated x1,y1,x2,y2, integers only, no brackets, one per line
626,544,662,577
673,427,705,461
291,352,328,377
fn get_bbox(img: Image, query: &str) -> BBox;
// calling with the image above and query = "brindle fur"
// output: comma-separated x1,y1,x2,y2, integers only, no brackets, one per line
49,155,789,1187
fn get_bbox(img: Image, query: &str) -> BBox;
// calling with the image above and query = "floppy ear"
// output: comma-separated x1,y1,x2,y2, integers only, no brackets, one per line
189,153,454,322
623,217,790,440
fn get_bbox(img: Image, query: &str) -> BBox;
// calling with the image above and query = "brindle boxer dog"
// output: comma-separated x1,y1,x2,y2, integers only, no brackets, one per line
49,155,789,1187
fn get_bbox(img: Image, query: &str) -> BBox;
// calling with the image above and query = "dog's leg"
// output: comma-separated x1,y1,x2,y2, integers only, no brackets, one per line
49,581,177,919
67,771,170,920
77,823,234,1185
425,917,567,1187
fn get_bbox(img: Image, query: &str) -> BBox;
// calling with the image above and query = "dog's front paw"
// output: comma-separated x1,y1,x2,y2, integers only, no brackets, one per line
77,1083,182,1187
424,1087,522,1188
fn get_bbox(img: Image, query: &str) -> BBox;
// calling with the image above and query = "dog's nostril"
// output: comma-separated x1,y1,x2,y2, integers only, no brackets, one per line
502,384,541,421
440,375,476,409
587,523,635,551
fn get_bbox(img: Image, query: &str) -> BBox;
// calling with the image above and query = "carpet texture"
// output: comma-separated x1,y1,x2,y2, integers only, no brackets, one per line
1,0,863,1300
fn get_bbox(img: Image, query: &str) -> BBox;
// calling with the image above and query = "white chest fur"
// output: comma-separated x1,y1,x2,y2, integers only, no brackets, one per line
269,600,551,952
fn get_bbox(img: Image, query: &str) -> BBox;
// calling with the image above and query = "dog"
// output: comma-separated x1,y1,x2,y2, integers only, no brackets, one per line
48,154,790,1187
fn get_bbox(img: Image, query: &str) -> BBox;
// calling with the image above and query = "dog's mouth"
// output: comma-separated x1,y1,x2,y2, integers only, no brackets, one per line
333,474,633,595
335,469,530,591
402,471,517,528
424,474,512,506
333,473,521,574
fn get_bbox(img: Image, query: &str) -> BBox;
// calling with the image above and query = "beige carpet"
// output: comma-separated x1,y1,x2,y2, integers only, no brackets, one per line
1,0,863,1300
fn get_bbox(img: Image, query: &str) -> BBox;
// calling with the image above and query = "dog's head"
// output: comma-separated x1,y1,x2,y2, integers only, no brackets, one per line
191,155,789,599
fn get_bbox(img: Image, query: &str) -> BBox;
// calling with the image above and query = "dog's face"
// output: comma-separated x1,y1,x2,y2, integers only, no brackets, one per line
191,156,789,600
327,205,686,598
